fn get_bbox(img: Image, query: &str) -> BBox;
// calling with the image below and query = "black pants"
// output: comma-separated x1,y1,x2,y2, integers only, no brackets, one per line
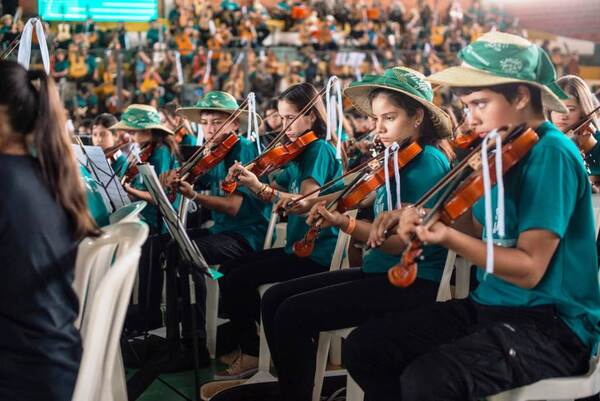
180,230,254,340
261,269,439,401
344,298,590,401
219,248,328,356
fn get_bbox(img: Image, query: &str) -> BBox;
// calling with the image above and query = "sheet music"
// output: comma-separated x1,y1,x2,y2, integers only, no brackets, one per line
73,145,130,212
138,163,214,277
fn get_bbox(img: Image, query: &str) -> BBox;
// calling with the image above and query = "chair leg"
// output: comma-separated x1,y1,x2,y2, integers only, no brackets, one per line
312,332,333,401
455,259,471,299
346,373,364,401
205,278,219,359
258,317,271,372
329,335,342,367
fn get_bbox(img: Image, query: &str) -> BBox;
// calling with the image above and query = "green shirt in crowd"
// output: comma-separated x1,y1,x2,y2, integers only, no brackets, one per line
198,136,271,251
363,145,450,280
471,121,600,356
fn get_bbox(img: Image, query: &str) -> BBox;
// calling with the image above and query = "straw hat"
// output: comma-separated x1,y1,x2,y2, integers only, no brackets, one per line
110,104,174,135
344,66,453,138
427,31,569,113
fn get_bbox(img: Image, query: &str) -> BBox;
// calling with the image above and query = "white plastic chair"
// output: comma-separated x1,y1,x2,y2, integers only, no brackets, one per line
205,210,287,359
108,201,147,225
311,249,472,401
72,222,149,401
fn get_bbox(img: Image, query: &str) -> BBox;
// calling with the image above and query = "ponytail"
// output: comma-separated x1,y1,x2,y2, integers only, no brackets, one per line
0,61,99,239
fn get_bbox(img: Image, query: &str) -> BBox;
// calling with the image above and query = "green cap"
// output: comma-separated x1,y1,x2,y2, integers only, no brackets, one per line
110,104,173,135
177,91,261,130
428,31,568,113
344,66,452,138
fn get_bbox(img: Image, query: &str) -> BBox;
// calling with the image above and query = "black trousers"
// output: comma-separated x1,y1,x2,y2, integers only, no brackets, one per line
219,248,328,356
180,230,254,340
343,298,590,401
261,269,439,401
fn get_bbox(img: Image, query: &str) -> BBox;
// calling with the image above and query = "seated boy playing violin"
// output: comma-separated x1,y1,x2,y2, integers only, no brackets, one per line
343,32,600,401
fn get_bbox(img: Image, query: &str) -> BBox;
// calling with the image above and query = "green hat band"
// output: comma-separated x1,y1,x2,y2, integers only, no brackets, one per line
350,67,434,103
459,41,567,99
121,107,162,129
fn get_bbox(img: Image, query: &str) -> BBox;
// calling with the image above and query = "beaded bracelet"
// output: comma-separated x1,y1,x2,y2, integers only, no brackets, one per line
342,215,357,235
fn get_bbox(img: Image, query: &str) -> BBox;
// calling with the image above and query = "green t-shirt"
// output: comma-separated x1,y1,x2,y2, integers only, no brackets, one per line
471,122,600,355
584,131,600,176
79,164,110,227
112,153,129,178
199,137,271,251
181,134,198,146
281,139,344,266
54,59,69,74
132,144,180,231
363,145,450,280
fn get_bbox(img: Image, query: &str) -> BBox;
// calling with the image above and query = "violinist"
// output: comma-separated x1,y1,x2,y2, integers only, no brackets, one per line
261,98,283,145
344,32,600,401
162,101,198,146
0,61,99,401
91,113,129,177
211,83,344,380
160,91,271,359
255,67,454,401
549,75,600,188
111,104,180,233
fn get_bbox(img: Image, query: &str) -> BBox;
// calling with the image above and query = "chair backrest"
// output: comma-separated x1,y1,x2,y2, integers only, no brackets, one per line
263,210,279,250
108,201,147,225
72,222,148,401
329,209,358,272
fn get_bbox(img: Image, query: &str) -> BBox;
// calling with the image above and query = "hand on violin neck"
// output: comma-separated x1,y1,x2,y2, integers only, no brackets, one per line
159,170,179,189
178,180,195,199
367,210,402,248
306,201,343,228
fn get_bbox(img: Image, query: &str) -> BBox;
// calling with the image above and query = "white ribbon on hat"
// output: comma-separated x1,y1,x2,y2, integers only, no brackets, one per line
325,76,344,159
481,129,505,274
246,92,261,154
384,142,401,211
203,50,213,84
17,18,50,74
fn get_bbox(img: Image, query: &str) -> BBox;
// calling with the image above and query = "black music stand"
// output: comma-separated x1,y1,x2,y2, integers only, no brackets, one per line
126,164,221,401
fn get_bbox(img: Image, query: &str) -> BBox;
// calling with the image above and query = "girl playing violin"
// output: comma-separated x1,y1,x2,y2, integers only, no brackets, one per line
111,104,181,233
0,61,99,401
91,113,129,178
160,91,272,357
211,82,344,380
252,67,454,401
549,75,600,189
344,32,600,401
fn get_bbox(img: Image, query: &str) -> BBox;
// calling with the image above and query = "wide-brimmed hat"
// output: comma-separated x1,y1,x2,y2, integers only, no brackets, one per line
344,66,452,138
427,31,569,113
177,91,263,132
110,104,174,135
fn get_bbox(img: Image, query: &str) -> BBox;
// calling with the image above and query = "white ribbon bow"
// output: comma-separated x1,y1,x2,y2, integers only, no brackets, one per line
384,142,401,211
325,76,344,159
17,18,50,74
174,51,184,85
246,92,261,154
481,129,505,274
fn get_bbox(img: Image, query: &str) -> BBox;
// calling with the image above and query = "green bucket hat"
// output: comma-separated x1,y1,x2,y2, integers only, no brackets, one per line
177,91,261,131
110,104,174,135
428,31,569,113
344,67,452,138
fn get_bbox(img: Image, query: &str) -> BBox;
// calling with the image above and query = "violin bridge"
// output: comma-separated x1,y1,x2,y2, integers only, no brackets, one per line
467,153,482,171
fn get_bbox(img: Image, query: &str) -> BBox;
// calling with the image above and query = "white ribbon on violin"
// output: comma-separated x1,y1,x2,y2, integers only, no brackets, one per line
480,129,505,275
325,75,344,160
246,92,261,154
17,18,50,74
384,142,401,211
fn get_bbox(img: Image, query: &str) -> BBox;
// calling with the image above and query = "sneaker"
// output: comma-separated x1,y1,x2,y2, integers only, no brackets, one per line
199,379,247,401
213,353,259,380
218,348,241,366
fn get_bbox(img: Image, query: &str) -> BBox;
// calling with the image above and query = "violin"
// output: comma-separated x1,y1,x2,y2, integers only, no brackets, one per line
388,125,539,288
221,84,330,194
103,138,132,160
221,130,319,194
121,143,156,185
293,140,423,258
564,105,600,138
452,129,480,150
337,141,423,212
174,123,188,144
